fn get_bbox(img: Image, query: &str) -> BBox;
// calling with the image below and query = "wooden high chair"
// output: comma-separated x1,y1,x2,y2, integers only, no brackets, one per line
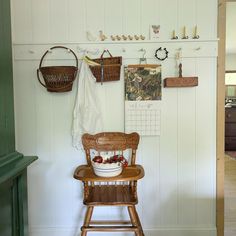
74,132,145,236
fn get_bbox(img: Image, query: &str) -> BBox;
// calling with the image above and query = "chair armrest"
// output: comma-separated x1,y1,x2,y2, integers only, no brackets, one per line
73,164,144,182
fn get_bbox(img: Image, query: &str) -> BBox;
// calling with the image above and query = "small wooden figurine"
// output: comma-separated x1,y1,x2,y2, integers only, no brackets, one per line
122,35,127,40
128,35,133,40
110,35,116,41
99,30,107,41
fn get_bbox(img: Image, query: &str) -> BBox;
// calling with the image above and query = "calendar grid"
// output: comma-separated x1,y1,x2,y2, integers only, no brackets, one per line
125,101,161,136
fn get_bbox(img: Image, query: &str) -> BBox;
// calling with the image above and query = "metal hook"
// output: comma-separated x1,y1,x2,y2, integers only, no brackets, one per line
139,48,146,58
139,48,147,64
77,46,99,55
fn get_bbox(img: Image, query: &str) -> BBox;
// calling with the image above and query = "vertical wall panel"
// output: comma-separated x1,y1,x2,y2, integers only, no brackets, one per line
85,0,105,40
13,61,36,155
123,0,141,35
141,137,161,227
68,0,86,42
195,58,216,225
178,0,196,39
196,0,217,39
31,0,50,43
11,0,32,43
159,0,178,40
160,59,178,225
140,0,159,39
177,58,196,225
50,0,68,42
104,0,123,37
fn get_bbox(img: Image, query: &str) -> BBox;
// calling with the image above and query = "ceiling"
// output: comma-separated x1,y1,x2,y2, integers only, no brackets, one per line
226,2,236,54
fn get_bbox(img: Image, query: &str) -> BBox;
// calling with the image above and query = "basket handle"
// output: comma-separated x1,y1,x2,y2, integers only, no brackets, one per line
37,69,47,88
100,49,113,59
39,46,78,69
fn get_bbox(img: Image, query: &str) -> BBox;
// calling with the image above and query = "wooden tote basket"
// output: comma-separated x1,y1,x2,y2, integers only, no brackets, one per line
37,46,78,92
89,50,122,83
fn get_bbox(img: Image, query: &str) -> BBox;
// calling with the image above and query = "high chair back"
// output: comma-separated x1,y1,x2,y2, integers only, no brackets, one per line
82,132,139,166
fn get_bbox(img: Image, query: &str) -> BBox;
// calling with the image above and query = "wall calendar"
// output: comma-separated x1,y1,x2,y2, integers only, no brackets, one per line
124,64,161,136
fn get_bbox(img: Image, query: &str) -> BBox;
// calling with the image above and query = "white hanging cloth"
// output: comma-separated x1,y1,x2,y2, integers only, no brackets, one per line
72,60,103,148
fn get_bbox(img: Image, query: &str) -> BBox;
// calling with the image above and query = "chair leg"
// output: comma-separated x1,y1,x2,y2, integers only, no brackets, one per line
81,206,94,236
128,206,144,236
133,206,145,236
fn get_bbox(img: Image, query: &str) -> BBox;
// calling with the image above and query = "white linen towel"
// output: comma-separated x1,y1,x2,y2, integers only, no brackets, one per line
72,60,103,148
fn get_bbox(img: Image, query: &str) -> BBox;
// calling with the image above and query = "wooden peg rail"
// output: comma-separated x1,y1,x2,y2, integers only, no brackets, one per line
164,63,198,88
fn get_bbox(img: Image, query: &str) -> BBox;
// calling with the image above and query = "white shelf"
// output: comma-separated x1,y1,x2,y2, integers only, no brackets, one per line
13,38,219,46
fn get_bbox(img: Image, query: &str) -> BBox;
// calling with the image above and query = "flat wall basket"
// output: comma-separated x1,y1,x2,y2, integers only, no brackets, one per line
164,63,198,88
89,50,122,84
37,46,78,92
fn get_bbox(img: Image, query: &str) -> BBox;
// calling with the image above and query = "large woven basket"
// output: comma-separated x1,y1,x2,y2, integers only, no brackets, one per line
89,50,122,83
37,46,78,92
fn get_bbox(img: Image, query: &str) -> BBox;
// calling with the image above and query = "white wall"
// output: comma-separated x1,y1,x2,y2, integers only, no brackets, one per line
11,0,218,236
226,2,236,54
226,54,236,71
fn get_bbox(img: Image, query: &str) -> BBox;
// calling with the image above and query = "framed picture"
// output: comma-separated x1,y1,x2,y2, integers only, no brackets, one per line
149,25,160,40
225,70,236,98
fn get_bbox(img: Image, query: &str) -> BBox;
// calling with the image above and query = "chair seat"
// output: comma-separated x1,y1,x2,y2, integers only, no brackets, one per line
84,185,137,206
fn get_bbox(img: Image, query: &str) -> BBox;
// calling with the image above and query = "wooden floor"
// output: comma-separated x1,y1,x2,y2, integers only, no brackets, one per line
225,154,236,236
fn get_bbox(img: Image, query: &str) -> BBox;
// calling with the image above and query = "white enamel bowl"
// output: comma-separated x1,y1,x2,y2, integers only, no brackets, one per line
92,161,123,177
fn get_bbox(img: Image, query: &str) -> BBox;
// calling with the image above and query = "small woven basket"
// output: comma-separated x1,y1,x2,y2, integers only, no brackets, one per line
37,46,78,92
89,50,122,83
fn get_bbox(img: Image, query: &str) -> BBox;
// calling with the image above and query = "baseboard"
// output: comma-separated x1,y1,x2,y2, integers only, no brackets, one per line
29,226,217,236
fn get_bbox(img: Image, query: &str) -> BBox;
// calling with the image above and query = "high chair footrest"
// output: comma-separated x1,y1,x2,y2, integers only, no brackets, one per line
82,226,139,232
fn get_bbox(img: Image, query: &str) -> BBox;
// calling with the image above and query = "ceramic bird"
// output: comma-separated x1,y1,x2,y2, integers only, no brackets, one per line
110,35,116,41
128,35,133,40
122,35,127,40
86,31,97,41
99,30,107,41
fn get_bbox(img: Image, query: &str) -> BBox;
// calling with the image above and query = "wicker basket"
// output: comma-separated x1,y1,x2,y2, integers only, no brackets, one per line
89,50,122,83
37,46,78,92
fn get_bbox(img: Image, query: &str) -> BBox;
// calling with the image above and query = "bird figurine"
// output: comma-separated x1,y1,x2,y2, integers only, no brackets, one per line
140,35,145,40
110,35,116,41
128,35,133,40
116,35,121,40
86,31,97,41
122,35,127,40
99,30,107,41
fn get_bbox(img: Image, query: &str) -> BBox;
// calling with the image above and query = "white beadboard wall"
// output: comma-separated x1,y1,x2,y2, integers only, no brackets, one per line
11,0,218,236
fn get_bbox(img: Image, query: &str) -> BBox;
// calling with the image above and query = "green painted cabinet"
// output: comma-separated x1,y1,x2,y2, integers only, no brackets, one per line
0,0,15,158
0,1,37,236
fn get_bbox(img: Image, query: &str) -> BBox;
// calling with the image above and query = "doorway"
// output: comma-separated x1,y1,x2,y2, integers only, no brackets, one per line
217,1,236,236
224,2,236,236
